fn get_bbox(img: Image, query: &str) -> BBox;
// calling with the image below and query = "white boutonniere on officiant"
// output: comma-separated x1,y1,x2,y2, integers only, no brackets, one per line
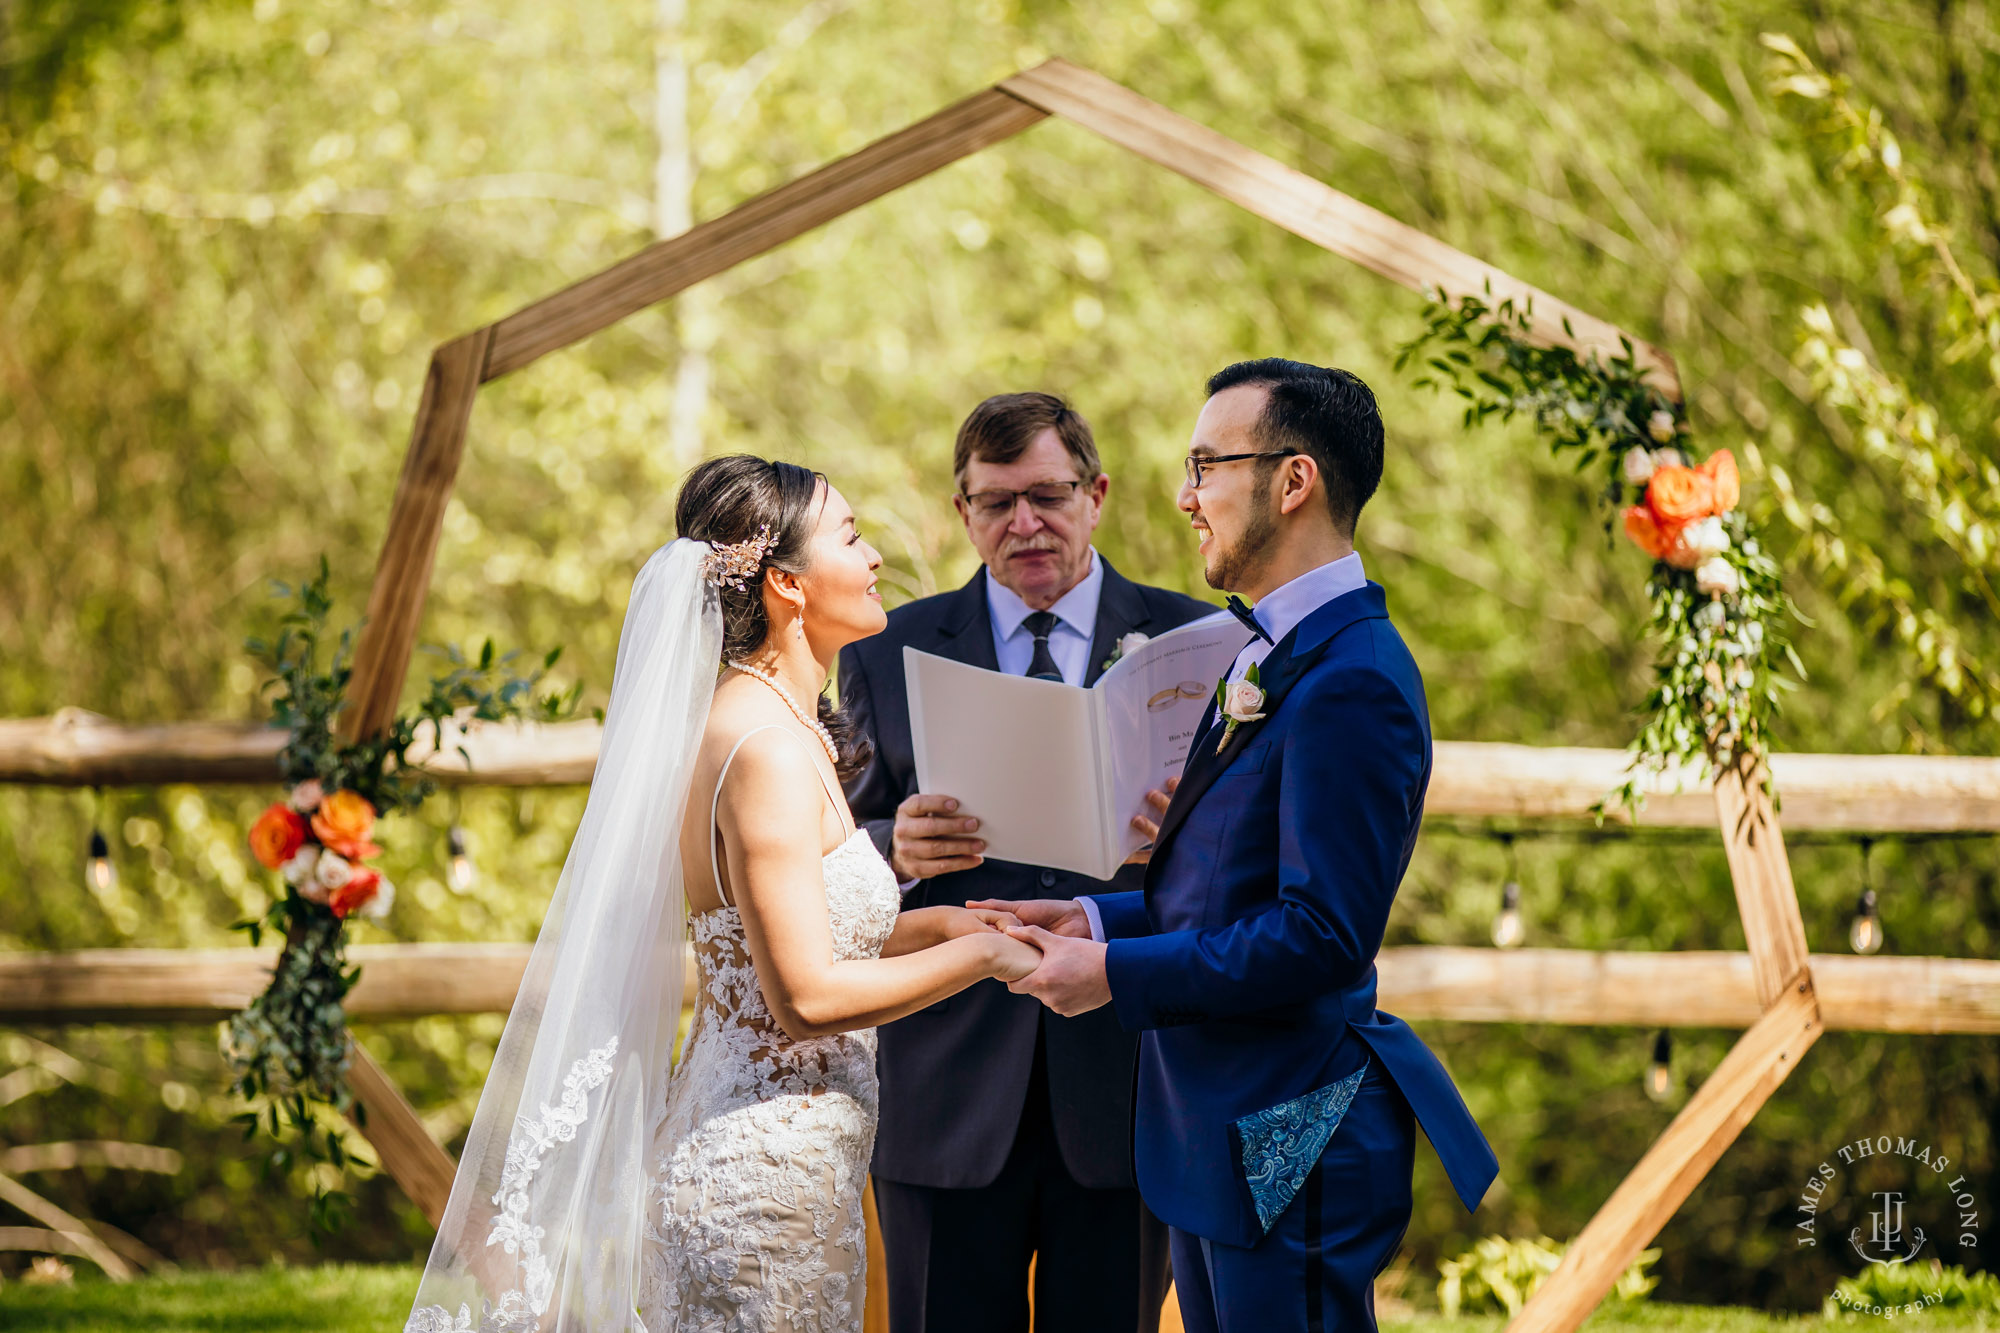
1214,661,1266,753
1100,630,1150,674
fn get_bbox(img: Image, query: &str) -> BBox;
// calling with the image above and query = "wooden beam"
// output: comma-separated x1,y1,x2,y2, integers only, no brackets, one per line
346,1040,457,1227
482,87,1046,380
1505,977,1823,1333
10,716,2000,834
1714,758,1812,1006
1376,948,2000,1034
1001,59,1681,400
340,330,493,743
7,944,1997,1035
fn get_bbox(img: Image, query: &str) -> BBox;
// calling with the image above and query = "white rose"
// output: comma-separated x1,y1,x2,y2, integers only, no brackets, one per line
1621,448,1656,485
315,850,354,890
1221,680,1266,723
1685,516,1730,559
289,779,324,814
1118,632,1150,659
1648,410,1678,444
1695,556,1741,598
1651,447,1687,470
359,877,396,920
281,845,319,887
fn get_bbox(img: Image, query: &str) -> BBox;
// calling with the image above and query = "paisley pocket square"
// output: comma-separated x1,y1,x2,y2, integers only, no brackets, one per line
1228,1062,1369,1234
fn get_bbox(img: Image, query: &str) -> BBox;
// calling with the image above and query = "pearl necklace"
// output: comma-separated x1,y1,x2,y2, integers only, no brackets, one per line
727,661,839,768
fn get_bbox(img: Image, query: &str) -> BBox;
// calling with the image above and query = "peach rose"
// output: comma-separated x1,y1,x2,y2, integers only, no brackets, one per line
1697,449,1739,513
249,803,308,870
1644,464,1714,526
1622,505,1678,561
311,790,381,860
328,866,382,920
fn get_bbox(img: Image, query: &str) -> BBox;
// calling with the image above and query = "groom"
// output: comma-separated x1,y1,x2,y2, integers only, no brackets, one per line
981,360,1498,1333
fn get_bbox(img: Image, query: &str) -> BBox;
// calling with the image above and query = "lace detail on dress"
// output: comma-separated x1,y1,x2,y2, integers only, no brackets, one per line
640,829,901,1333
406,1038,622,1332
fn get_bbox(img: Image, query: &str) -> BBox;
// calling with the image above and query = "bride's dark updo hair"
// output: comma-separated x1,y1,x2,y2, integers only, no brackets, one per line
675,454,873,780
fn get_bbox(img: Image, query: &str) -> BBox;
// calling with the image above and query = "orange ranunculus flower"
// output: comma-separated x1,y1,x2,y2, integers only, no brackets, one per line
328,866,381,920
1697,449,1739,513
249,802,308,869
311,789,381,860
1644,464,1714,525
1622,505,1678,560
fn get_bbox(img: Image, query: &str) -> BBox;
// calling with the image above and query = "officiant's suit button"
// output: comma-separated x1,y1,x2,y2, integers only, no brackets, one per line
1039,869,1057,887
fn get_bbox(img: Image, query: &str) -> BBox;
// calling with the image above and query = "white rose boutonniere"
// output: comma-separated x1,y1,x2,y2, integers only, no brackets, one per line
1101,631,1150,674
1214,662,1267,753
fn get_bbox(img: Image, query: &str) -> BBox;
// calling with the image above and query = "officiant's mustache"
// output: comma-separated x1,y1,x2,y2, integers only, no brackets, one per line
999,537,1063,560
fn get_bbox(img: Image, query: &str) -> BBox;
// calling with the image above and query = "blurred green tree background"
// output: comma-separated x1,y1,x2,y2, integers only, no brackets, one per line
1,0,1994,1309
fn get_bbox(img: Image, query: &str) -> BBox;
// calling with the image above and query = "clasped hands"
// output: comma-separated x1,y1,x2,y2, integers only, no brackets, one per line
899,779,1177,1016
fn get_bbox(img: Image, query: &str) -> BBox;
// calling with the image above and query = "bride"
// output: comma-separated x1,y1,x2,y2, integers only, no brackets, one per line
406,456,1043,1333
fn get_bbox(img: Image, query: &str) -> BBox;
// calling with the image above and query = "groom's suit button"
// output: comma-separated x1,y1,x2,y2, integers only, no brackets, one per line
1039,869,1057,888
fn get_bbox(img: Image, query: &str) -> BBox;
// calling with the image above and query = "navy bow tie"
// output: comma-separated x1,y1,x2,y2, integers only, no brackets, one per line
1225,595,1272,644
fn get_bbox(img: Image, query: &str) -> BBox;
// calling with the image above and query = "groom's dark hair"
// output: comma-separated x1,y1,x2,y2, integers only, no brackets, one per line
1204,359,1383,535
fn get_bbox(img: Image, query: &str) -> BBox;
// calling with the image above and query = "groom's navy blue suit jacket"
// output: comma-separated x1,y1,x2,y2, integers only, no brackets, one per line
1084,582,1498,1249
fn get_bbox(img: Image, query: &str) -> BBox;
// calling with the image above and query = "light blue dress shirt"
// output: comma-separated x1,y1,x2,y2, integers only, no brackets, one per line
985,548,1105,686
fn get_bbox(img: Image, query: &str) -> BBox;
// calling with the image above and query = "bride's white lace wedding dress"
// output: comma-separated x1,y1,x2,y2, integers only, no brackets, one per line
639,724,902,1333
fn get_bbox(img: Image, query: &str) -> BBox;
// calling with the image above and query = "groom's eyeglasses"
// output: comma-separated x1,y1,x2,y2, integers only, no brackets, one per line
1184,449,1300,489
960,481,1086,520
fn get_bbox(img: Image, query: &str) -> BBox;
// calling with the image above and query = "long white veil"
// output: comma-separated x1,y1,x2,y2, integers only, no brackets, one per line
406,539,720,1332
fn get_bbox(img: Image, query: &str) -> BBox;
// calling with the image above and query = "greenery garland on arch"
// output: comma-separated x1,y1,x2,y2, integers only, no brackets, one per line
225,561,579,1233
1397,294,1804,815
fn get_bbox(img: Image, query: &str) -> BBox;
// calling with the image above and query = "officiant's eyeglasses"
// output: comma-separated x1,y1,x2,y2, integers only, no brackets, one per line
959,481,1086,520
1183,449,1300,489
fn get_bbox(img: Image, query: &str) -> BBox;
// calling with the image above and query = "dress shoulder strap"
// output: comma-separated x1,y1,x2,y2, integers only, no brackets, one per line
707,724,850,907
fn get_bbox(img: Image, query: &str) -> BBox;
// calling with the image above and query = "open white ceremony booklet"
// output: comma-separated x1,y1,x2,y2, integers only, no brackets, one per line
903,611,1251,880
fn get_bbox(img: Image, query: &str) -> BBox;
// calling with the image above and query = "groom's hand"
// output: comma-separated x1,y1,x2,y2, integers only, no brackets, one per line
965,897,1093,938
889,793,986,881
1004,926,1111,1016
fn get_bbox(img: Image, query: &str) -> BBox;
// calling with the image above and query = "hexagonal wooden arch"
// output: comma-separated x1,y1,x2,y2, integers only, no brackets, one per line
339,58,1808,1333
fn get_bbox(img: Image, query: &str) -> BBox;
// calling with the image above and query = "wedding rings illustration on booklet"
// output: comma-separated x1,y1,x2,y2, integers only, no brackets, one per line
1147,681,1210,711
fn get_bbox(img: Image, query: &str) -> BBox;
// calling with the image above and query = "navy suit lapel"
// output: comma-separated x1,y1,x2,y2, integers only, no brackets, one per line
931,568,1000,671
1146,584,1391,881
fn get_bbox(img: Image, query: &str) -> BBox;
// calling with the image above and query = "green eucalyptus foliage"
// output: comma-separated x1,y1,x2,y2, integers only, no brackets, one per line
1399,293,1804,812
225,560,575,1234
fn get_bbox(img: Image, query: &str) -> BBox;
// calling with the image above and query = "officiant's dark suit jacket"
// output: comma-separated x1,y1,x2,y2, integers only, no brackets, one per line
839,559,1213,1191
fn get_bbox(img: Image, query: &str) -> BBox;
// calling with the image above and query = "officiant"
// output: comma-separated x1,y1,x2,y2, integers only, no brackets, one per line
840,393,1210,1333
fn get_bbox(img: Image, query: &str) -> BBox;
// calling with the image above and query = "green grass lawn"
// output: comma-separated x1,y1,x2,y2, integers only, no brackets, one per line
2,1266,1996,1332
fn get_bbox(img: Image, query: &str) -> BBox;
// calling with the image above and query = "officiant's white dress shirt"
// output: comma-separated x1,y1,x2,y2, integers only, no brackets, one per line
985,547,1104,687
1079,550,1366,942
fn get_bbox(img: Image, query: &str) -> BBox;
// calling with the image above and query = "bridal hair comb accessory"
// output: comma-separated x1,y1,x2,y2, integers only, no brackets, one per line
699,525,776,590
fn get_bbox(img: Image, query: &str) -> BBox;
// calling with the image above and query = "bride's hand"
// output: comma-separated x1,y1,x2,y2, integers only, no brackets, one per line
927,905,1021,939
982,930,1044,984
965,906,1024,932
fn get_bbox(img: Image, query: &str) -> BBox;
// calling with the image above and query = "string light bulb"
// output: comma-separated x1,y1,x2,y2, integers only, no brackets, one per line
1849,837,1883,955
85,828,116,894
447,825,475,894
1644,1030,1674,1103
1490,833,1524,949
1491,881,1524,949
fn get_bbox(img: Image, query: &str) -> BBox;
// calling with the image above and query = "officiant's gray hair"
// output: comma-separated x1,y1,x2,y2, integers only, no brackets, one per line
675,454,873,778
952,392,1102,486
